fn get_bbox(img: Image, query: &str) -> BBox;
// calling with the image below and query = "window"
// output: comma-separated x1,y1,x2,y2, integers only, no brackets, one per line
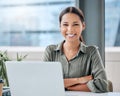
0,0,75,47
105,0,120,47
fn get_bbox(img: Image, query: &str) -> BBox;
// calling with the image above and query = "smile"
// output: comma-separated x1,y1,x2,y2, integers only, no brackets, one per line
67,34,76,37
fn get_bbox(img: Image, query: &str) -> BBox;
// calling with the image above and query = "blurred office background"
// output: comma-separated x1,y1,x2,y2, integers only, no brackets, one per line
0,0,120,47
0,0,74,46
0,0,120,92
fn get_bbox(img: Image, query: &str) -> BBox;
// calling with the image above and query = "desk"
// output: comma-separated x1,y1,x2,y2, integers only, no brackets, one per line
2,88,120,96
65,91,120,96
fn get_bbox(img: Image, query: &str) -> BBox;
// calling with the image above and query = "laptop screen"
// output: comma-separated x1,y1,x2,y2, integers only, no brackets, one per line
5,61,65,96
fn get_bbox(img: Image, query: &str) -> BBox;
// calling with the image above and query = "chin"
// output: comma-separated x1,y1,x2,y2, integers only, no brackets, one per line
66,39,76,42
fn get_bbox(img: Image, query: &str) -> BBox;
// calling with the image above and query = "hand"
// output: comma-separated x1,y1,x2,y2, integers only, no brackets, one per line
67,84,91,92
64,75,93,88
64,78,78,88
78,75,93,84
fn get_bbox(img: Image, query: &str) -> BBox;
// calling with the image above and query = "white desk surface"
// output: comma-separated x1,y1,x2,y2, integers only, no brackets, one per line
65,91,120,96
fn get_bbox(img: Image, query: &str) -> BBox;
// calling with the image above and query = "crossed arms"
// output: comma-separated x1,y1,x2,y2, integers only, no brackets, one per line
64,75,93,91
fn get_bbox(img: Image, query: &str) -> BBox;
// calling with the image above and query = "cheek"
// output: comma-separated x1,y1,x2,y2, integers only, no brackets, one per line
60,27,67,33
74,28,83,36
77,27,83,33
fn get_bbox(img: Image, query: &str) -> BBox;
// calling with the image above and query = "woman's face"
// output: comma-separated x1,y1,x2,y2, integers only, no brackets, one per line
60,13,85,42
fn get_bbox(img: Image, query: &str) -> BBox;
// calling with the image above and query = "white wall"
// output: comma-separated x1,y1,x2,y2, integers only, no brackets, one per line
1,47,120,92
105,47,120,92
0,47,45,61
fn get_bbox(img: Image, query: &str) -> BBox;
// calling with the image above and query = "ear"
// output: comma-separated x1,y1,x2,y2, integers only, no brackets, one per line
82,22,86,31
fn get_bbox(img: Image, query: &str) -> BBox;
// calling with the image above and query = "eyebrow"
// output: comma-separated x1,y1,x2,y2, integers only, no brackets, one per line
62,21,79,23
73,21,79,23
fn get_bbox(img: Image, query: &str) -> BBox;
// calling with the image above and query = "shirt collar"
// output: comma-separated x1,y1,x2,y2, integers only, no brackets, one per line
54,41,64,54
54,40,87,54
79,42,87,53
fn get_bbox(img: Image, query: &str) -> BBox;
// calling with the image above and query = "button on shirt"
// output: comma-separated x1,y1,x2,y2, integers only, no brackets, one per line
42,41,109,93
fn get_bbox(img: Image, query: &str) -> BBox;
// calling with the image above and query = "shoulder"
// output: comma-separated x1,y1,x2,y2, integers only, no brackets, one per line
85,44,99,55
45,44,58,51
87,45,98,51
45,41,63,52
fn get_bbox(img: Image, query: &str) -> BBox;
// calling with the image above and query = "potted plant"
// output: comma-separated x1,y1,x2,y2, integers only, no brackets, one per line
0,51,27,87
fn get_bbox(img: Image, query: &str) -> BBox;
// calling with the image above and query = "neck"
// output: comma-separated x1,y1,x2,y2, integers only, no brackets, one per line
64,40,80,51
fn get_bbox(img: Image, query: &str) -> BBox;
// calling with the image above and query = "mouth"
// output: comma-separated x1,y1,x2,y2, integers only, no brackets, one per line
66,34,76,38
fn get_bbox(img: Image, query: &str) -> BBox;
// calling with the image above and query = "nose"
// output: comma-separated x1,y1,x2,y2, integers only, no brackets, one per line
67,26,73,31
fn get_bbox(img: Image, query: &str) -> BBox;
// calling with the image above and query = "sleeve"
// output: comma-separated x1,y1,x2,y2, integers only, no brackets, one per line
87,47,109,93
42,46,53,61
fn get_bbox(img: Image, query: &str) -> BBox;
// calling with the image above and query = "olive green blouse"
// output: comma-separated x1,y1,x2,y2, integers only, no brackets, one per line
42,41,109,93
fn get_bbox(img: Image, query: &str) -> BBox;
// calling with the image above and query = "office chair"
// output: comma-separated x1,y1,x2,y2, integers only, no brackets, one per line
108,80,113,92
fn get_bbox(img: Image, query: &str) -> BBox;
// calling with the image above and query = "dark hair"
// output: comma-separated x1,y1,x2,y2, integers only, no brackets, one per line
59,6,85,42
59,6,85,24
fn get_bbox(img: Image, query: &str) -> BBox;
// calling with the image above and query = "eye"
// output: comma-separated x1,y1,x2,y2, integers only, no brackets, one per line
63,23,68,26
73,24,79,26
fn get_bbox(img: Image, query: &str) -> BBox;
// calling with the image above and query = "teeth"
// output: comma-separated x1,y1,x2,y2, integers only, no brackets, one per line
67,34,75,37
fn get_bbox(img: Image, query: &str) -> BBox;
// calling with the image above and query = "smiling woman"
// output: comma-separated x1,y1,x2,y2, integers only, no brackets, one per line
42,6,109,93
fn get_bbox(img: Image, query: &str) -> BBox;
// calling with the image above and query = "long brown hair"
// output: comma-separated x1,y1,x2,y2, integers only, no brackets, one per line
59,6,85,42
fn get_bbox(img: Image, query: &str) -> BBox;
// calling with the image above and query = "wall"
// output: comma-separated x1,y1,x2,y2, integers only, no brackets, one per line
0,47,44,61
105,47,120,92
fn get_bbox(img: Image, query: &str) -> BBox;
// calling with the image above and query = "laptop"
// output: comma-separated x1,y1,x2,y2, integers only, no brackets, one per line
5,61,66,96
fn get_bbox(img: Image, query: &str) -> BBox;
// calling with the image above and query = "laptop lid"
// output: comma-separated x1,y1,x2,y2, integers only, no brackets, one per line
5,61,65,96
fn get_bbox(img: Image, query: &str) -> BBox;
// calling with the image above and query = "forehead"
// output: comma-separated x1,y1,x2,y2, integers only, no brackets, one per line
61,13,80,22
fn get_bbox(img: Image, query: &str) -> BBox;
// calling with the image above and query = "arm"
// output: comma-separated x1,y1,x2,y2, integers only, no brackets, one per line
0,78,3,96
0,83,3,96
86,46,109,92
42,46,53,61
67,84,91,92
64,75,93,88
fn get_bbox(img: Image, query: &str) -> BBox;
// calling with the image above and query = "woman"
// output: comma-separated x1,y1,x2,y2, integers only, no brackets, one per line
42,6,109,93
